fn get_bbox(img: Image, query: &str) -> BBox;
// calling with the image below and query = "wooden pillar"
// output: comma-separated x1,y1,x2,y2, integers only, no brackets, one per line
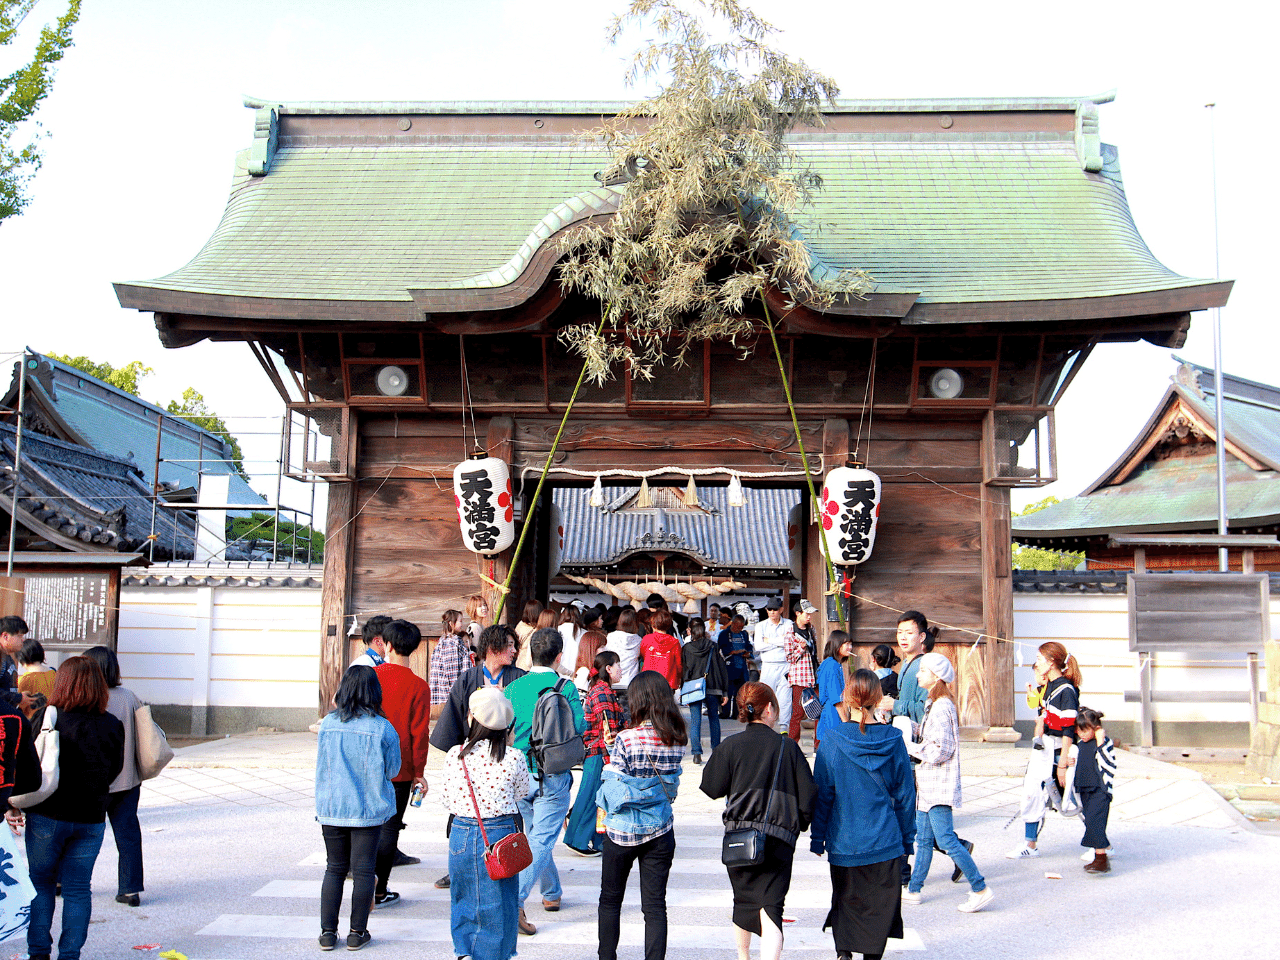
981,484,1018,739
318,478,356,717
811,418,849,639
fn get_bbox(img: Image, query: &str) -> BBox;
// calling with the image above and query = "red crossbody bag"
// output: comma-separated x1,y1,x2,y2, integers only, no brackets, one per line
461,753,533,880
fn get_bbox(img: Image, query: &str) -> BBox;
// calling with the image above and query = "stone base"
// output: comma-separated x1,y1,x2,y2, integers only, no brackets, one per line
981,726,1022,743
1247,720,1280,781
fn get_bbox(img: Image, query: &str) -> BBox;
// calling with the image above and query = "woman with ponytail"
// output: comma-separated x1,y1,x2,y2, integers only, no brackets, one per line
563,650,622,856
1008,641,1082,859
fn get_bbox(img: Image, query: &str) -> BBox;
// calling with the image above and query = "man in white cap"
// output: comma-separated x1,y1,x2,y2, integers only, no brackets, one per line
753,597,793,733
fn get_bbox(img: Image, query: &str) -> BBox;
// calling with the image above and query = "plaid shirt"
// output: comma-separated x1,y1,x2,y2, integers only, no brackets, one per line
907,696,962,809
583,680,623,760
784,625,817,688
429,633,473,706
607,722,684,844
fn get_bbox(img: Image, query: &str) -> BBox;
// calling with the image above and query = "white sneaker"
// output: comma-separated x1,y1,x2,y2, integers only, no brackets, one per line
1005,845,1040,859
1081,847,1114,862
958,887,994,913
901,889,922,905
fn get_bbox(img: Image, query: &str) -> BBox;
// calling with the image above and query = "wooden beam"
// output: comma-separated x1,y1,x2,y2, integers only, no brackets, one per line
318,477,357,717
981,484,1015,730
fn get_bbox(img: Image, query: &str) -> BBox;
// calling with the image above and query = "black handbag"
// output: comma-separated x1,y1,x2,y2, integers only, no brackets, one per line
721,737,786,867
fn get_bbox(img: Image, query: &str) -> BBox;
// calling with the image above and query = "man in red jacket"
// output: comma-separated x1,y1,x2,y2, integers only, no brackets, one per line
372,619,431,906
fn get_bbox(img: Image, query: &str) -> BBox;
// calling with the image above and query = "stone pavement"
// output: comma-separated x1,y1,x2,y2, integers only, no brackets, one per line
11,725,1279,960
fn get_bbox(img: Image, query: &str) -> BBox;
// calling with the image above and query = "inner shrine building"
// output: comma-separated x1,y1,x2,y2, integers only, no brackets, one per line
115,95,1230,736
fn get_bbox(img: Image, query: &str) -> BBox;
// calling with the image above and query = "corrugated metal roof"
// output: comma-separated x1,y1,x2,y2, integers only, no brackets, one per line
554,485,800,569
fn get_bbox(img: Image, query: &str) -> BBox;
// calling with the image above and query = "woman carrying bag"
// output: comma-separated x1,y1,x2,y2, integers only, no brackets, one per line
700,681,814,960
679,618,728,765
439,686,530,960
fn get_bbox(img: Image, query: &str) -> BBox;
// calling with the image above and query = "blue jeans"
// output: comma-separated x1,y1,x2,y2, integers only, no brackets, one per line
563,754,605,853
450,815,520,960
687,695,721,756
517,769,571,905
107,785,144,895
909,805,985,893
26,814,106,960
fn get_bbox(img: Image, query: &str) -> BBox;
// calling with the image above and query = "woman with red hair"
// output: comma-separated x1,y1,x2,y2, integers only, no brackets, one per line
9,656,124,960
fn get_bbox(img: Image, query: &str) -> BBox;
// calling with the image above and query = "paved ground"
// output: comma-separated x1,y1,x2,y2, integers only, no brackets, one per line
5,726,1278,960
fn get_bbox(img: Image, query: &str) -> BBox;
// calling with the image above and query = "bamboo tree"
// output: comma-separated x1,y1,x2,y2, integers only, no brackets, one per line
556,0,871,626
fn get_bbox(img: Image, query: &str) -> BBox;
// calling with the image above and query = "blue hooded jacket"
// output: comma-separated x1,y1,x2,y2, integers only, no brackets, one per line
810,720,916,867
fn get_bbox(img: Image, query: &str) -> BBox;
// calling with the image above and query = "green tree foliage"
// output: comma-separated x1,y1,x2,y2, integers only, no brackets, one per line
226,512,325,564
557,0,871,382
166,387,247,481
1012,496,1085,571
1,0,82,221
48,354,153,395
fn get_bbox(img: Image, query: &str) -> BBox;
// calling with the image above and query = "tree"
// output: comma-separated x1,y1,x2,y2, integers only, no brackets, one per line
1011,496,1085,571
557,0,870,382
47,354,153,395
227,511,325,564
1,0,82,221
166,387,248,481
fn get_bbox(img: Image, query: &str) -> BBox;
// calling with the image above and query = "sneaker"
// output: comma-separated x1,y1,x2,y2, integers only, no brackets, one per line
958,887,994,913
542,897,560,912
1081,847,1114,862
951,839,974,882
393,849,421,867
901,889,922,905
318,931,338,951
565,845,602,857
434,873,451,889
346,930,372,951
1005,844,1039,859
374,890,400,907
518,908,537,935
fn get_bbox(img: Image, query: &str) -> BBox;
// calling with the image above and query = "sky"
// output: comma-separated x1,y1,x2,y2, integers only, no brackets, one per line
1,0,1276,526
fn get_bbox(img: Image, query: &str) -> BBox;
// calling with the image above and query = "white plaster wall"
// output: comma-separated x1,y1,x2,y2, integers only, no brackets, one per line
1013,592,1276,727
117,584,320,710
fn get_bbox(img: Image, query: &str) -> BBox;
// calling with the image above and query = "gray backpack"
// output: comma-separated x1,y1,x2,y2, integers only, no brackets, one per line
530,678,585,775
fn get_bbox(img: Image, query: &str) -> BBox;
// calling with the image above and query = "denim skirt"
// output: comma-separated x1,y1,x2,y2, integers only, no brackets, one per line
449,814,520,960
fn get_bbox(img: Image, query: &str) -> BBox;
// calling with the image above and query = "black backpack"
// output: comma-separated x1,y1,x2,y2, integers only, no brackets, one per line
530,678,585,775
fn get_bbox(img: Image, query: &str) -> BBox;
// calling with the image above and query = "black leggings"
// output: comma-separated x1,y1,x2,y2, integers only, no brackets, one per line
374,780,414,894
321,824,381,934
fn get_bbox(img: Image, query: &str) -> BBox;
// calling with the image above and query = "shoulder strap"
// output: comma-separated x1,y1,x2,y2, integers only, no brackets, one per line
760,734,787,822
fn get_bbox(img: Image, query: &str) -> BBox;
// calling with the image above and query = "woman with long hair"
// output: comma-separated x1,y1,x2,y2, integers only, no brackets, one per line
701,681,814,960
82,645,147,908
430,609,474,718
574,629,609,692
314,665,400,951
513,600,543,670
640,608,682,691
563,650,623,856
814,630,854,752
1009,641,1083,858
597,671,687,960
439,686,528,960
606,608,643,688
14,655,125,960
557,605,585,675
465,594,490,648
902,653,992,912
681,618,728,764
811,669,916,960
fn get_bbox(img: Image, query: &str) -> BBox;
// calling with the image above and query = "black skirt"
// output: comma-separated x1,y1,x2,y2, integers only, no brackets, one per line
725,834,795,934
825,858,904,956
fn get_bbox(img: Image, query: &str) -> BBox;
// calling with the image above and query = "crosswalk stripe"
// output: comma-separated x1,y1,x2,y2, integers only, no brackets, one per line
295,850,835,876
197,914,925,951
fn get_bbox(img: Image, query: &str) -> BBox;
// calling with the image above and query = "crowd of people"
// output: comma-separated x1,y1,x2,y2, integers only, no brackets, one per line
311,595,1112,960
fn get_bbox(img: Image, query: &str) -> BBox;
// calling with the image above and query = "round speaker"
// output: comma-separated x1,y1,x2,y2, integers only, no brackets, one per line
928,367,964,400
375,365,410,397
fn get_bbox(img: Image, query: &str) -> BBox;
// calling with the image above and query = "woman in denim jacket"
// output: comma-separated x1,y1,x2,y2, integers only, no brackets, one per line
315,665,400,951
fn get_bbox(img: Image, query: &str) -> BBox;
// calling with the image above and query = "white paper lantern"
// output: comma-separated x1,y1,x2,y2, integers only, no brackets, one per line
453,456,516,555
819,464,882,565
548,503,565,578
787,503,805,579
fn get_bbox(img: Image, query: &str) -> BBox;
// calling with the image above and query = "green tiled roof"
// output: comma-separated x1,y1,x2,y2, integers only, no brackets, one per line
116,98,1226,322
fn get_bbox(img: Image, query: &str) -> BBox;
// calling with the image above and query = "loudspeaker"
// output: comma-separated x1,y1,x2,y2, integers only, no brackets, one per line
375,365,409,397
928,367,964,400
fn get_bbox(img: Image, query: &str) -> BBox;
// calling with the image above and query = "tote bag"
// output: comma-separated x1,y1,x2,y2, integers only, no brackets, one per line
134,704,175,780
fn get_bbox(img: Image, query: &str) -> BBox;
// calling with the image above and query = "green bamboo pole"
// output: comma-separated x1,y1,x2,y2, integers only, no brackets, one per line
492,313,608,622
761,305,848,631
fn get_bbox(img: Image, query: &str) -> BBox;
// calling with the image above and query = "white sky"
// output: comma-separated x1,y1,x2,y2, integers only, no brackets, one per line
1,0,1276,524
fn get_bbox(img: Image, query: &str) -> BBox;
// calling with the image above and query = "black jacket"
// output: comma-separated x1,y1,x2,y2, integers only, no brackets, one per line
429,663,526,753
700,723,815,847
30,707,124,823
681,636,729,698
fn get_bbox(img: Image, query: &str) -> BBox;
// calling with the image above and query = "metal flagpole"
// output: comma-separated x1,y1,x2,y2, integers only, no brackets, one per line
6,349,29,577
1206,102,1228,572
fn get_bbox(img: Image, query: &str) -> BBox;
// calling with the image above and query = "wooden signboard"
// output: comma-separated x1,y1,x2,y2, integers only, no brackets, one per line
1127,572,1270,652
